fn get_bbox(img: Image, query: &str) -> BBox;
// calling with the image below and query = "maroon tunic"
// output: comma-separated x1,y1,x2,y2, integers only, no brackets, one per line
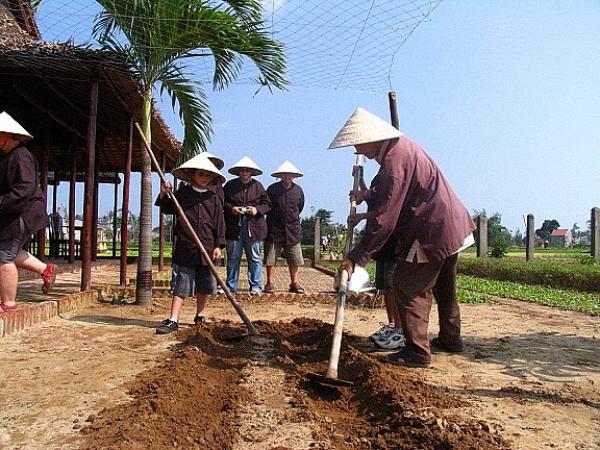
364,173,395,261
223,178,271,241
0,145,49,240
155,185,225,266
266,181,304,246
347,136,475,267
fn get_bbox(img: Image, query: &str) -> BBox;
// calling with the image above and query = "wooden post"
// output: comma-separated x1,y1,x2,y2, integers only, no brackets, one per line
388,91,400,130
112,172,119,258
313,216,321,267
91,147,100,261
81,80,98,291
158,153,166,271
526,214,535,261
52,178,58,215
68,141,77,264
592,207,600,264
119,118,133,286
476,214,488,258
37,128,49,260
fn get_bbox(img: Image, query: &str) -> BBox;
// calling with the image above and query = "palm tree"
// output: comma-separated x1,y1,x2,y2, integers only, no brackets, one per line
93,0,287,305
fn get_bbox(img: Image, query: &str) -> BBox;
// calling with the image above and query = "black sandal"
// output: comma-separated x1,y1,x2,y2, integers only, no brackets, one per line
289,283,305,294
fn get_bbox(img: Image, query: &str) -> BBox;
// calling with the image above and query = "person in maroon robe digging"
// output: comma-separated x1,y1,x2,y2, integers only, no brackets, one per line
263,161,306,294
329,107,475,368
0,112,57,314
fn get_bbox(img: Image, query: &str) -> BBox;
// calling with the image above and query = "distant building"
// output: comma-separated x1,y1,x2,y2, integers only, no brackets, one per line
549,229,573,248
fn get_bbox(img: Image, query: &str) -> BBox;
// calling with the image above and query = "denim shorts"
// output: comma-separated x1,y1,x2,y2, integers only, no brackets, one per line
171,263,217,297
375,259,397,291
0,218,30,263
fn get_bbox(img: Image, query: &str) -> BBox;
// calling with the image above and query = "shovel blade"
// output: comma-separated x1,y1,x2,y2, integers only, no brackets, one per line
306,371,353,388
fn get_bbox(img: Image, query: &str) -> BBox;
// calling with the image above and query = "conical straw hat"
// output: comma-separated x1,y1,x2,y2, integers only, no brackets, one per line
271,160,303,178
202,151,224,170
0,111,33,141
172,153,225,184
328,107,401,149
228,156,262,176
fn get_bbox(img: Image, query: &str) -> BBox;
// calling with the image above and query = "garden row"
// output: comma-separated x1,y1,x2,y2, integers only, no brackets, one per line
458,257,600,293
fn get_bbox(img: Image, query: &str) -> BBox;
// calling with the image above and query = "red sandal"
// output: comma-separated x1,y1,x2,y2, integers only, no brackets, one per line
0,303,18,313
41,263,57,294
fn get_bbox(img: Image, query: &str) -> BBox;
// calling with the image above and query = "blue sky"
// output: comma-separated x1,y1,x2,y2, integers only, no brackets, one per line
50,1,600,235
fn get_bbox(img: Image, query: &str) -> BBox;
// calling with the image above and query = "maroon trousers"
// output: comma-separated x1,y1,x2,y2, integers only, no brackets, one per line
393,253,461,364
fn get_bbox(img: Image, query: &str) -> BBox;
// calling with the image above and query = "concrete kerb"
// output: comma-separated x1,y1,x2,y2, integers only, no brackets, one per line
0,290,97,338
1,266,378,338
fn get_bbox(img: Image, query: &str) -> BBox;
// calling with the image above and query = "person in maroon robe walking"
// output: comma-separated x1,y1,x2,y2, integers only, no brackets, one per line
263,161,305,294
0,112,57,314
329,107,475,368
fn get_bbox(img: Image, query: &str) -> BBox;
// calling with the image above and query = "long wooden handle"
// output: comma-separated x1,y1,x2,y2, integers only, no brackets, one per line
135,123,259,336
345,154,365,254
325,269,349,379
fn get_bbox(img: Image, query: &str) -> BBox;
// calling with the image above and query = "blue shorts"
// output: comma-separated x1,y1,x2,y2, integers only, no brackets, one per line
375,259,396,291
171,263,217,297
0,218,30,263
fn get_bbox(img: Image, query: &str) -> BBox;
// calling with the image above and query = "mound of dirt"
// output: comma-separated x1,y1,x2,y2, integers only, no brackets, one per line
80,318,510,450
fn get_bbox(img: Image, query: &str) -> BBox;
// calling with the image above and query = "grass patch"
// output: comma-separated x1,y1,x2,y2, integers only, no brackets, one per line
458,257,600,293
458,275,600,315
457,290,494,304
323,261,600,313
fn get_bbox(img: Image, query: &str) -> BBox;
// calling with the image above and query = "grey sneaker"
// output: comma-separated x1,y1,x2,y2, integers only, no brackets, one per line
369,323,395,342
156,319,179,334
374,329,406,350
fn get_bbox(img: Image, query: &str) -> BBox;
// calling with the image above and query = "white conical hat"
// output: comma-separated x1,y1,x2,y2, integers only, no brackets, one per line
0,111,33,141
271,160,303,178
171,153,225,184
228,156,262,176
202,151,224,170
328,107,402,149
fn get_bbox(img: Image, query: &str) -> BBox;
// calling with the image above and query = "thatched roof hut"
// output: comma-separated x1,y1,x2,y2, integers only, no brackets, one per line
0,0,181,172
0,0,181,286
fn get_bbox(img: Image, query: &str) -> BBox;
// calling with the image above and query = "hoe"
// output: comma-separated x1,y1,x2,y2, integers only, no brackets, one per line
306,154,365,388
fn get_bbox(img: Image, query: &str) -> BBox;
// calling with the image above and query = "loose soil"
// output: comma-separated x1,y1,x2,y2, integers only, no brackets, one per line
1,292,599,449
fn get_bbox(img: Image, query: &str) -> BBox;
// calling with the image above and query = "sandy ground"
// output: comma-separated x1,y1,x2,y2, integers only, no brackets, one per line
0,291,599,449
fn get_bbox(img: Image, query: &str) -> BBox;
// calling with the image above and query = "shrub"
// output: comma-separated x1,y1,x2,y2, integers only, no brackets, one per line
490,239,509,258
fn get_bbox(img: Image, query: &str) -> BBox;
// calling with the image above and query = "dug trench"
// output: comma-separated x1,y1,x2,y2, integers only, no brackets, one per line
79,316,511,450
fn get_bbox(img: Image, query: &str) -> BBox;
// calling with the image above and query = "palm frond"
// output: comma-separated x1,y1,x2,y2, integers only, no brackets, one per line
93,0,287,158
220,0,263,23
157,62,212,159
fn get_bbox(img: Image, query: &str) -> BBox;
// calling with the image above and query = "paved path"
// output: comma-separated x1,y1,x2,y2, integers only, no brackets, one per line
13,262,335,303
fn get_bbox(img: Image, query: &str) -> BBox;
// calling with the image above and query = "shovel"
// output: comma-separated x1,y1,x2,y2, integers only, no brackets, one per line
306,154,365,388
135,123,259,337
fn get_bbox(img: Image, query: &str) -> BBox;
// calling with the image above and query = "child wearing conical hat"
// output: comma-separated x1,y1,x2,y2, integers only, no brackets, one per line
154,154,226,334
